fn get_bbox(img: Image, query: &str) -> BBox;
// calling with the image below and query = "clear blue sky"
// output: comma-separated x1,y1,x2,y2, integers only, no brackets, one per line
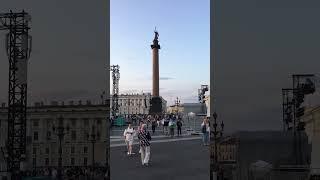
111,0,210,106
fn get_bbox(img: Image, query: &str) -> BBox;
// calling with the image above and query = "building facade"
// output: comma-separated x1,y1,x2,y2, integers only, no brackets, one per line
114,93,167,115
0,100,108,172
301,105,320,176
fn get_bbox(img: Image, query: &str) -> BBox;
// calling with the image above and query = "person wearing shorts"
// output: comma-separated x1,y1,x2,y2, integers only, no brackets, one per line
123,122,135,155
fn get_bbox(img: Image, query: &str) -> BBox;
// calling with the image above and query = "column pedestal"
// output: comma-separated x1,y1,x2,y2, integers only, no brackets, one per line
149,96,162,115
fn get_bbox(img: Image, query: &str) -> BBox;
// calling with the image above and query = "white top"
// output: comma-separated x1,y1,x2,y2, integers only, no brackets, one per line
123,127,135,141
201,122,210,132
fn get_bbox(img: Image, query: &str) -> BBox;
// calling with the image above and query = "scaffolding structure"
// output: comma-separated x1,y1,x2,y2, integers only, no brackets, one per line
110,65,120,118
0,10,32,179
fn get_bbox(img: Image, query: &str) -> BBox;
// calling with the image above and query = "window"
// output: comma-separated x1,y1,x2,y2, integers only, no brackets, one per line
83,146,88,154
33,158,36,166
83,157,87,166
47,131,51,140
45,158,49,166
96,132,101,140
71,131,76,140
71,119,77,127
71,146,75,154
84,131,89,140
33,120,39,127
83,119,89,126
33,132,38,141
33,147,37,155
97,119,102,125
45,148,49,154
71,158,75,165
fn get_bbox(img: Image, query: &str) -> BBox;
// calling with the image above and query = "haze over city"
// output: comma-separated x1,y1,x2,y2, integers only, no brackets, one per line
0,0,107,105
110,0,210,106
214,0,320,132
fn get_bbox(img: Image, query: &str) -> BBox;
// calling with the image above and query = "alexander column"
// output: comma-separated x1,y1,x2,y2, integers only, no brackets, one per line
149,29,162,115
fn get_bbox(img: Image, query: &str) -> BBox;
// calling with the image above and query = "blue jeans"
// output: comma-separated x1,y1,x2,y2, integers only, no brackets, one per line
202,132,209,145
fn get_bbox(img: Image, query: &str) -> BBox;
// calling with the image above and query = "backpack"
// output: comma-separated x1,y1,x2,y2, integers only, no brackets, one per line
202,125,207,133
146,131,152,141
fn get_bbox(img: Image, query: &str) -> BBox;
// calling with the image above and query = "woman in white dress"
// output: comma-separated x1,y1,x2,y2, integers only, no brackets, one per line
123,122,135,155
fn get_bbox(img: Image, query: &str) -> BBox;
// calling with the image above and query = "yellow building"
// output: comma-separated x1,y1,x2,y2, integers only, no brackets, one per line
166,105,183,114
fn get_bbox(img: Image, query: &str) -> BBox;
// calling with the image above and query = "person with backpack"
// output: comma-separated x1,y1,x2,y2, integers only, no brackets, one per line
201,118,210,146
169,117,176,138
163,116,170,136
138,124,152,166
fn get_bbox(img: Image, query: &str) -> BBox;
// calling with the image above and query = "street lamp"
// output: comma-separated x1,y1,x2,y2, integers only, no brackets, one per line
210,112,224,180
87,125,99,167
52,115,70,180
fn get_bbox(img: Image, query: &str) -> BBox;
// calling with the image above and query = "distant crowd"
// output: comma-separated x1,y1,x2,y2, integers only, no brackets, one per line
112,114,185,137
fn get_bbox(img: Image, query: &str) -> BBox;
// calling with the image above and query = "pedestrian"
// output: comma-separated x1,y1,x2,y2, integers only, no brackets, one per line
123,122,135,155
169,118,175,138
201,118,210,146
177,118,182,136
147,115,151,129
138,124,151,166
151,118,157,135
52,168,57,179
163,116,169,136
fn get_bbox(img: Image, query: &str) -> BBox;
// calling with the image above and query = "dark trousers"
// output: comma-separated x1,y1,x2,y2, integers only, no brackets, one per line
177,127,182,136
152,125,156,134
170,127,174,137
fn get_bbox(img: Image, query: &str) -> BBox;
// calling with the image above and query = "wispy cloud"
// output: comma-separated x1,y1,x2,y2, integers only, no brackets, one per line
134,76,174,81
160,77,174,80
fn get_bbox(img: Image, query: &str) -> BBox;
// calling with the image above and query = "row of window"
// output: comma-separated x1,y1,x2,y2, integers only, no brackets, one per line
33,130,101,141
32,118,103,127
33,146,89,155
33,157,88,166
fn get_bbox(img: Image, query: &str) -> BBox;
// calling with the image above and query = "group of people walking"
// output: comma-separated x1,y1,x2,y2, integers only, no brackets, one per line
123,121,152,166
122,115,211,166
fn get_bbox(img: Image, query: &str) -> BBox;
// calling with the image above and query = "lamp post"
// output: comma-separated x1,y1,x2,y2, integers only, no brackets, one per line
52,115,70,180
174,97,181,116
210,112,224,180
87,125,99,167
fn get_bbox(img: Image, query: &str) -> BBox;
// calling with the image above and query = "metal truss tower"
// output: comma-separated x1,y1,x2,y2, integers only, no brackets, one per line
0,10,32,179
282,88,294,131
110,65,120,117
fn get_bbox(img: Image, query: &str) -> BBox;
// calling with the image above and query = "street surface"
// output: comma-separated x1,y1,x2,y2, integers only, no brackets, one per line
110,129,209,180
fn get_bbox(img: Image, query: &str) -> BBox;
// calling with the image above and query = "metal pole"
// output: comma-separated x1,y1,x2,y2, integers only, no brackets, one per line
58,136,62,180
194,116,196,131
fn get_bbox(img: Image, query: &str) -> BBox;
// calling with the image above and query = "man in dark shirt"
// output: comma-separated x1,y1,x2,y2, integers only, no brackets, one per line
177,119,182,136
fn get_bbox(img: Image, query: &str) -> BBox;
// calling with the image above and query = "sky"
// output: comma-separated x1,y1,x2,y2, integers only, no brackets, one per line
215,0,320,132
0,0,107,105
110,0,210,106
